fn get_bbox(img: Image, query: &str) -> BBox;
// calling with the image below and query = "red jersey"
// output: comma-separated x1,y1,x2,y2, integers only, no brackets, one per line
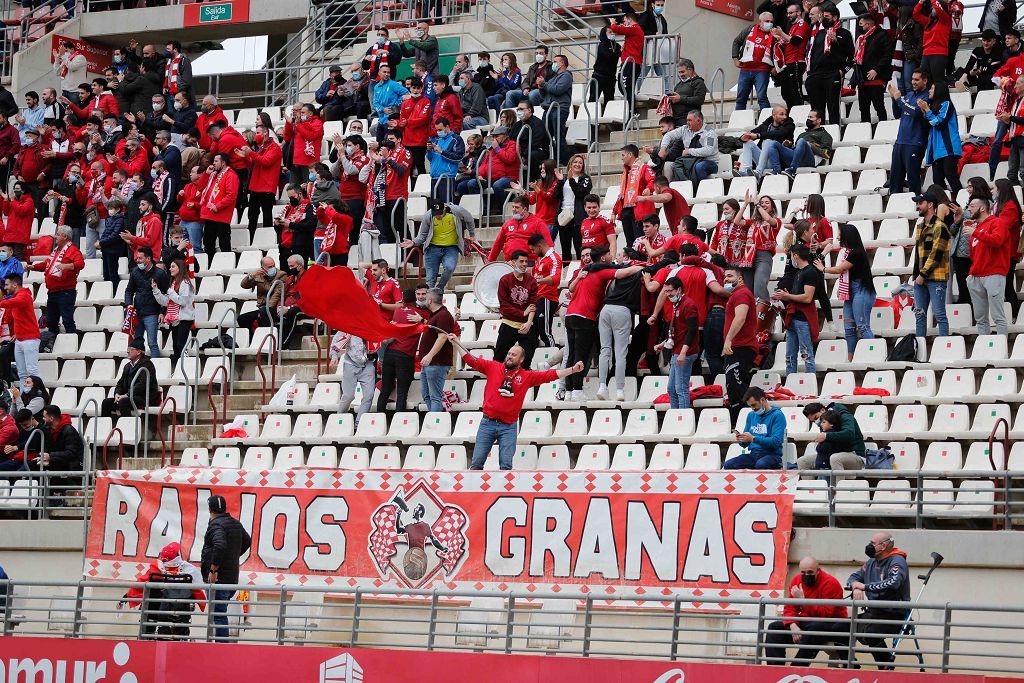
532,248,563,302
725,285,758,351
0,288,40,341
782,18,811,64
750,216,781,252
659,188,691,233
488,213,551,261
668,296,700,357
713,218,754,268
399,95,434,147
567,267,616,320
808,216,834,244
609,22,645,65
462,353,559,424
497,272,538,324
664,232,709,255
580,216,617,248
365,270,402,320
633,232,666,263
670,263,717,325
388,305,421,356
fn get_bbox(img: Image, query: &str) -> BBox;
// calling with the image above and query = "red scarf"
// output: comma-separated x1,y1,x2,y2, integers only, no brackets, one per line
619,160,647,207
59,50,85,78
740,26,775,67
807,22,835,61
855,25,876,64
46,241,72,278
164,53,184,94
280,200,310,247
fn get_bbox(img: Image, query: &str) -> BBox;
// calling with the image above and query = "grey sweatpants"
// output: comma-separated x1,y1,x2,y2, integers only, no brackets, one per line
967,274,1008,335
359,229,381,263
796,451,864,482
598,304,633,392
338,359,375,425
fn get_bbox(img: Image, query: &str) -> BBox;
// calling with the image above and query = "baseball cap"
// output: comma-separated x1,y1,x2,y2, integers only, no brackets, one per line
208,494,227,513
159,542,182,561
429,198,445,214
492,125,509,135
913,192,939,205
329,65,342,73
982,29,999,40
128,338,145,351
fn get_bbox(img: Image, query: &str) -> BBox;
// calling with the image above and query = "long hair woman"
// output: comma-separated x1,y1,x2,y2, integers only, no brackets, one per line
154,258,196,365
993,177,1022,317
824,224,876,361
552,153,593,260
923,82,962,193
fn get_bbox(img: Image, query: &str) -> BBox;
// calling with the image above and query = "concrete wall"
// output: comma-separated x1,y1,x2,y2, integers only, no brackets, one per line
664,0,748,92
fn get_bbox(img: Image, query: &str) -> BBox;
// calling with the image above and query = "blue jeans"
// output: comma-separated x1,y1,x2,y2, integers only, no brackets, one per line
421,364,450,413
786,319,815,374
898,60,918,94
181,221,204,253
470,416,518,470
487,93,506,111
668,353,697,409
990,120,1009,175
211,588,234,642
133,313,161,358
504,89,543,109
673,157,718,183
464,115,489,129
762,138,816,173
842,280,876,356
735,69,770,111
724,450,782,470
914,280,949,337
424,245,460,290
45,289,77,335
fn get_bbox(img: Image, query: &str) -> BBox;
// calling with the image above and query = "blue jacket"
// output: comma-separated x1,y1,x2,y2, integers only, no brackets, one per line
742,406,786,462
170,106,198,135
539,69,573,111
0,257,23,281
371,78,410,124
427,131,465,179
315,77,342,105
155,144,182,182
495,68,522,97
423,72,436,103
99,213,128,256
924,100,962,164
847,549,910,607
892,88,930,148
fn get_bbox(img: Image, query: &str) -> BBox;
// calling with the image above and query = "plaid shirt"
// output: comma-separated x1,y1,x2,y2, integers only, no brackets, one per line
914,216,951,281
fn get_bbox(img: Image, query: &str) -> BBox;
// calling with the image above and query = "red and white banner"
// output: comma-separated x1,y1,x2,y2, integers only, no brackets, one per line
1,637,1017,683
50,34,112,76
86,469,794,607
695,0,754,20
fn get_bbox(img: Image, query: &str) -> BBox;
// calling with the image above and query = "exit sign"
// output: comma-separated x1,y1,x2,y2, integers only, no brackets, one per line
183,0,249,26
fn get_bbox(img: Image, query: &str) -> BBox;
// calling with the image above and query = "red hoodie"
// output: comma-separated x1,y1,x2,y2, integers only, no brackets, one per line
176,175,208,222
70,92,118,120
610,22,645,65
285,116,325,167
0,413,17,451
197,107,229,151
0,287,41,340
316,204,353,255
462,353,558,424
399,95,434,147
433,92,463,134
913,0,952,57
212,126,250,171
247,138,283,193
781,571,848,625
476,139,518,181
130,211,164,261
969,214,1011,277
1,195,36,245
15,145,52,187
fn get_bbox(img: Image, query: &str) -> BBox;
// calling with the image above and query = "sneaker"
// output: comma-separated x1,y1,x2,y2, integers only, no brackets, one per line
782,168,796,179
570,389,584,402
556,388,566,401
828,321,838,335
596,384,608,400
615,389,625,402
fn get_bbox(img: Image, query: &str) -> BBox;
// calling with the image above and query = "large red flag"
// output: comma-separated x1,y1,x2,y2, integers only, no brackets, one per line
294,265,424,342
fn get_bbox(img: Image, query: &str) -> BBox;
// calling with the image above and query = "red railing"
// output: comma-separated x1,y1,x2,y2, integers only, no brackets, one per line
256,333,279,407
102,428,124,470
400,245,424,285
464,239,490,261
988,417,1010,531
208,365,229,438
157,395,178,469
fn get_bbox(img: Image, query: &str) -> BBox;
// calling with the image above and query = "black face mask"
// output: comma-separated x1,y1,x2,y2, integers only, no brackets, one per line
864,543,877,558
805,118,815,128
289,197,300,206
821,17,833,27
287,266,300,275
802,572,818,587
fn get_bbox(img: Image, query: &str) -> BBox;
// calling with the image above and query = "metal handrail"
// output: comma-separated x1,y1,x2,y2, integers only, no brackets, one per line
265,277,286,367
988,416,1010,531
310,319,324,377
126,365,153,462
214,306,240,395
101,428,124,470
156,395,178,469
77,397,99,550
255,332,279,407
19,428,48,520
708,66,726,129
207,364,228,438
178,336,202,426
400,245,424,286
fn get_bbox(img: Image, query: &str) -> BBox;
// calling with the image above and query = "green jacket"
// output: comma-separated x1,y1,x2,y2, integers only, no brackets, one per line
797,126,833,160
824,402,865,456
400,35,439,76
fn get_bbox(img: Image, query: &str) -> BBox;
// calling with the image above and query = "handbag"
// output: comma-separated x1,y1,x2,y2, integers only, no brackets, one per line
656,95,672,118
557,209,574,227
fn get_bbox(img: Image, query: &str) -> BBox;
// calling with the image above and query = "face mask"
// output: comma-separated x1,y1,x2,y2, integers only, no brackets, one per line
289,196,300,206
265,267,277,278
802,573,817,587
114,55,123,64
864,543,877,559
512,212,524,221
762,21,773,30
414,29,423,38
343,144,355,157
821,17,833,27
416,299,427,307
653,4,663,13
480,60,489,67
287,266,300,275
540,171,546,179
351,71,362,81
516,264,528,275
300,114,309,121
0,253,8,262
53,131,62,140
308,171,317,182
502,61,510,69
152,102,162,111
24,139,35,147
377,36,387,44
535,53,544,63
805,118,815,128
104,124,113,133
68,173,79,182
668,294,681,303
87,152,95,161
757,405,769,415
516,110,525,121
151,169,158,179
722,211,734,221
723,282,736,292
551,62,560,73
254,133,264,145
203,105,214,114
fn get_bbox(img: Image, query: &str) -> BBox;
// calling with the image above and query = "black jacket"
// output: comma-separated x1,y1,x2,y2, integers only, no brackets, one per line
750,116,795,146
756,0,789,29
171,106,199,135
552,173,593,224
638,7,668,35
125,264,171,316
47,417,83,471
142,107,174,141
856,27,893,83
807,25,854,75
671,76,708,127
201,514,252,584
510,115,548,159
114,357,160,408
593,28,622,81
979,0,1016,34
0,87,19,118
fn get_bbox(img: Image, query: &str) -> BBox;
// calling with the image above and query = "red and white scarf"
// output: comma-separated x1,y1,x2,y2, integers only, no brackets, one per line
46,241,72,278
619,160,647,207
837,247,851,302
163,279,192,324
740,26,775,67
855,25,876,65
164,53,184,94
369,40,393,74
806,22,835,62
200,169,227,207
58,50,85,78
152,171,169,205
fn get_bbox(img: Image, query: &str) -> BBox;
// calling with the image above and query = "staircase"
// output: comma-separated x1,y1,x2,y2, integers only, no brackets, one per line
0,0,77,84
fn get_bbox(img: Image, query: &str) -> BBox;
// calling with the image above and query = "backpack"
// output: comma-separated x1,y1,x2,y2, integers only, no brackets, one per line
887,333,917,362
201,334,236,351
864,447,895,470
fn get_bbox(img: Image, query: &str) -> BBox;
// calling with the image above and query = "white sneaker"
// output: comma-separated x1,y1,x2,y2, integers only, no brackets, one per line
596,384,608,400
828,321,838,335
615,389,625,402
570,390,584,402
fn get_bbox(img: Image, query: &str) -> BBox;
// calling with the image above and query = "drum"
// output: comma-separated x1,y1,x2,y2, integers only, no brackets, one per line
472,261,514,312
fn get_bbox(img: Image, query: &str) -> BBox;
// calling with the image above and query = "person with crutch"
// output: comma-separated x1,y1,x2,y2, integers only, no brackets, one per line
846,531,910,669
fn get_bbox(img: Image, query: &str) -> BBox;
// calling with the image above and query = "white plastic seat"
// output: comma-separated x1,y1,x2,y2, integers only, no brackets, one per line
588,409,622,437
553,410,587,437
930,336,966,363
921,443,963,472
922,479,956,514
783,372,818,396
970,403,1012,436
834,479,871,513
890,442,920,470
241,447,274,470
971,334,1008,362
622,409,658,437
537,445,570,470
339,447,370,470
948,480,995,517
684,444,721,470
852,338,887,364
306,446,338,468
323,413,355,439
437,446,468,470
899,369,936,398
819,371,855,397
694,409,730,438
402,446,435,469
452,411,483,439
648,444,684,470
273,447,305,469
964,442,1003,471
574,445,610,470
519,411,553,438
793,480,828,515
211,447,241,469
258,414,292,442
179,447,209,467
870,480,913,511
386,412,420,439
610,444,646,470
291,414,324,441
354,412,387,438
937,368,975,398
368,445,401,469
512,445,539,470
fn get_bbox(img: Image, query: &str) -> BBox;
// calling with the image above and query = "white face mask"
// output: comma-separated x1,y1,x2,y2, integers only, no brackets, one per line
346,144,355,156
512,212,524,221
152,102,162,111
534,53,544,63
761,21,773,30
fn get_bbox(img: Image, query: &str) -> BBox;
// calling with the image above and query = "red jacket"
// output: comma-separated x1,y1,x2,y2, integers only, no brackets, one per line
374,146,412,201
316,204,353,255
781,571,847,625
997,200,1023,261
32,241,85,292
969,214,1011,277
913,0,951,57
197,108,230,151
285,116,325,167
70,92,118,120
399,95,434,147
610,22,645,65
130,211,164,261
199,168,240,224
113,148,150,179
463,353,558,424
1,195,36,244
526,185,558,225
338,151,369,200
213,126,250,171
176,176,207,222
433,92,463,134
15,146,53,187
247,139,283,193
0,123,20,161
488,213,551,261
0,414,17,450
85,173,114,218
0,287,40,340
477,140,519,181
